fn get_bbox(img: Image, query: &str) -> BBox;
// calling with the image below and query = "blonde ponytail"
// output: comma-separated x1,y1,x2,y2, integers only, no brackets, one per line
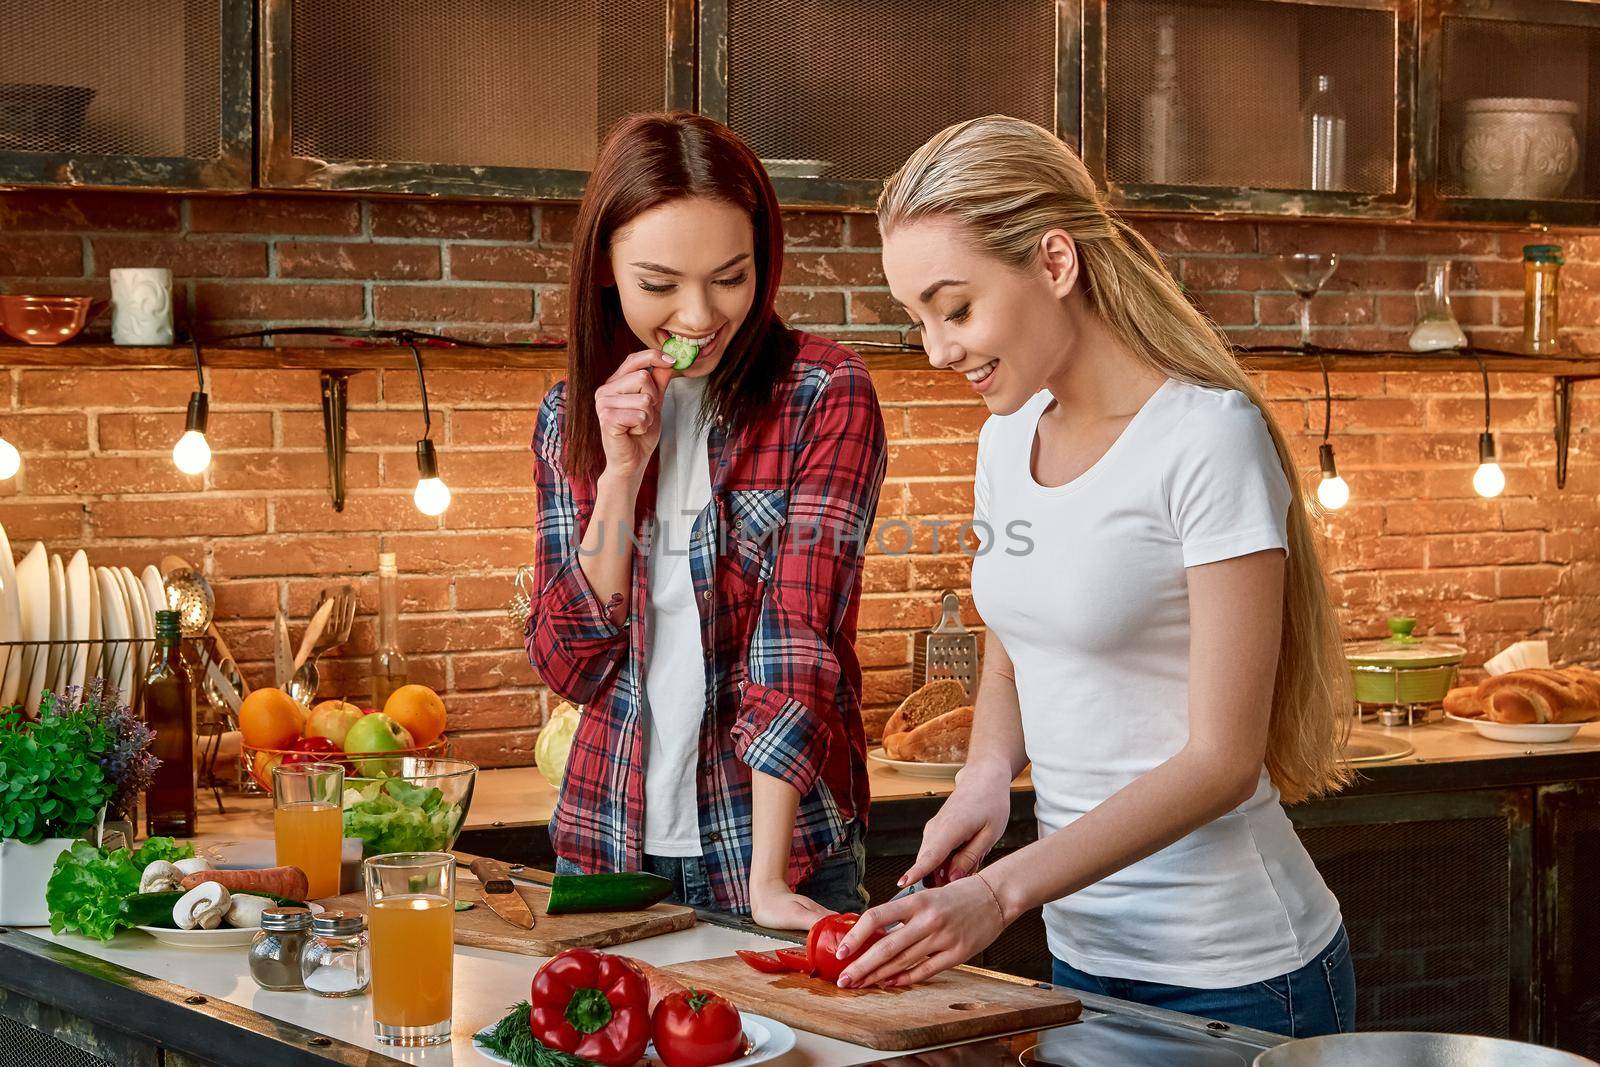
880,116,1352,802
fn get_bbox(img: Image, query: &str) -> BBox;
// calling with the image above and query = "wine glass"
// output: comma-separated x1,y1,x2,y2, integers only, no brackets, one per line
1276,252,1340,350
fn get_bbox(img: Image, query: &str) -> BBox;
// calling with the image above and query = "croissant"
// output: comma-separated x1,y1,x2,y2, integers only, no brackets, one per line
1476,667,1600,725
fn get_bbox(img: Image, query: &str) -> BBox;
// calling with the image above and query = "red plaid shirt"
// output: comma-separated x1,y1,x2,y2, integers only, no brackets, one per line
525,332,887,914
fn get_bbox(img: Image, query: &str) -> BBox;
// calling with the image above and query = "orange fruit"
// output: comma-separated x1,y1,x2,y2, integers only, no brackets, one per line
239,687,306,750
382,684,447,747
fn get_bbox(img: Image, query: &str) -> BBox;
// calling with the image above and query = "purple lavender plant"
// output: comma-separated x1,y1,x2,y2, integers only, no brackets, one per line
51,678,160,819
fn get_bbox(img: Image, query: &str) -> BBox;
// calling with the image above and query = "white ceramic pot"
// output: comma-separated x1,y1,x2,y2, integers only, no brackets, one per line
1455,97,1580,200
0,837,77,926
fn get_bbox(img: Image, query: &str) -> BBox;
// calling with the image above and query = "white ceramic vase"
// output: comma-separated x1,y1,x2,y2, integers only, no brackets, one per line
110,267,174,346
0,836,77,926
1455,97,1580,200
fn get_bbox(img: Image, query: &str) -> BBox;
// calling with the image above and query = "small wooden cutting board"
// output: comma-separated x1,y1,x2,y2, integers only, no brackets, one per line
329,879,695,956
662,955,1080,1051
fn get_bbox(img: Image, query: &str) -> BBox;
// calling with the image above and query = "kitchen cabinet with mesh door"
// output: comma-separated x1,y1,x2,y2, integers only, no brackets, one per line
1081,0,1417,218
1538,780,1600,1059
697,0,1078,209
1419,0,1600,225
0,0,252,191
258,0,694,198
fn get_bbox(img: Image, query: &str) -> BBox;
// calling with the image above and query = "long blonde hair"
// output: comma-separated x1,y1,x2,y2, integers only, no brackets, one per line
880,115,1352,802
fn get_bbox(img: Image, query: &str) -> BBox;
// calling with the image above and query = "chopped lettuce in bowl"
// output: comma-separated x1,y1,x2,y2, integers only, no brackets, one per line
341,757,476,857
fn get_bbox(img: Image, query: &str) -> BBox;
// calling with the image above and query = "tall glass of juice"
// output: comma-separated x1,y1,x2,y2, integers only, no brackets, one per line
365,851,455,1046
272,762,344,900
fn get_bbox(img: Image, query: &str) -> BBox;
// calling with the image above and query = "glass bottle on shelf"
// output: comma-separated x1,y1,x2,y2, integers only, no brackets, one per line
1303,74,1347,191
1408,258,1468,351
141,609,196,837
1139,14,1185,184
369,552,408,709
1522,243,1563,353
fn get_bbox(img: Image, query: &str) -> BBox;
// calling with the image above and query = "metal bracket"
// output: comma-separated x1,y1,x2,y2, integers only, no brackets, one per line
1554,376,1596,491
320,370,350,512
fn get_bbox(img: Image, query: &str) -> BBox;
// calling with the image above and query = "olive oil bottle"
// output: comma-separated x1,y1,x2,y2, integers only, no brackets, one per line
142,609,197,837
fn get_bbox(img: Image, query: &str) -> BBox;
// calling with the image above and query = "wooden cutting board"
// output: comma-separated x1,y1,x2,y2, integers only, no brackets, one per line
328,879,695,956
662,955,1080,1051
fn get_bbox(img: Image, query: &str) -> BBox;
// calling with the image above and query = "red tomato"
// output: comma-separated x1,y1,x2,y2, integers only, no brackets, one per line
806,913,884,984
284,736,341,764
735,950,788,975
773,947,813,974
651,989,744,1067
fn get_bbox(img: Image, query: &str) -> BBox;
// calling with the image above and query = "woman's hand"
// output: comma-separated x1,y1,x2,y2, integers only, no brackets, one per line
748,879,835,931
595,349,677,482
896,759,1014,890
832,871,1009,989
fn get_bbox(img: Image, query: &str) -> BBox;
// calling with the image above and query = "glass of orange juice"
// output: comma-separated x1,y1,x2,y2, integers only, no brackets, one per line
364,851,455,1046
272,762,344,900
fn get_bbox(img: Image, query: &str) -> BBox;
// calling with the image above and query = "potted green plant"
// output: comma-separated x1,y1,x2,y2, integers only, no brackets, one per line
0,680,157,925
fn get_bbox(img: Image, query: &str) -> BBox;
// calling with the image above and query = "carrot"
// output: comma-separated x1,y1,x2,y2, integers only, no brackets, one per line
179,866,310,900
623,956,688,1015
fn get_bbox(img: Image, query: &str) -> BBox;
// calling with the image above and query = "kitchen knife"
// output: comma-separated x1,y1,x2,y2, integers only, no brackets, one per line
273,611,293,689
469,856,536,929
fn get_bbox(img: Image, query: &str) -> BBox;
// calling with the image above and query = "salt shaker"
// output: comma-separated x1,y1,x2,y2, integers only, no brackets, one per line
249,906,312,991
299,908,370,997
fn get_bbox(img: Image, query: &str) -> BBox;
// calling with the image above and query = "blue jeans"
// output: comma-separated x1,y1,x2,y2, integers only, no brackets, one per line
1052,925,1355,1038
555,824,869,915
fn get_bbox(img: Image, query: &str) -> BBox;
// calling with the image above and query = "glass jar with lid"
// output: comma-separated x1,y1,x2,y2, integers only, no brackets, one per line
1522,243,1564,353
300,908,370,997
249,906,312,991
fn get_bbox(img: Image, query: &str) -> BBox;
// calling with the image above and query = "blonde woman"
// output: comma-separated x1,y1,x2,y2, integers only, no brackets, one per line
833,116,1355,1038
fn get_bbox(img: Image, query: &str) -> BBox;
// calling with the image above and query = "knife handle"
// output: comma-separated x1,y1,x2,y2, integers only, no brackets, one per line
469,857,513,894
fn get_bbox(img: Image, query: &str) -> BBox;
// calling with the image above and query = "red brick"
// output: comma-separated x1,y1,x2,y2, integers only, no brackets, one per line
1256,372,1385,400
539,205,578,245
370,202,533,241
1451,259,1524,292
874,370,977,404
910,554,974,590
844,213,881,248
189,196,360,236
1428,531,1542,568
906,480,975,516
19,369,193,409
449,408,537,448
904,405,986,440
98,411,272,451
1194,291,1254,325
537,286,569,328
1381,228,1503,257
1384,500,1500,535
92,237,266,278
862,668,914,707
1376,567,1496,602
1330,396,1427,430
449,245,568,284
439,492,536,530
1132,219,1256,254
1181,257,1291,292
454,574,525,612
381,450,529,490
277,242,441,280
1,412,89,452
0,234,84,276
1257,293,1375,327
447,728,537,769
22,456,195,495
782,212,845,248
273,494,437,533
281,409,419,450
91,497,267,537
1256,223,1382,255
783,252,885,287
372,285,533,324
384,532,529,571
383,368,550,407
213,535,381,578
862,554,909,594
848,291,911,327
209,368,378,407
0,501,84,540
0,190,180,232
776,289,845,324
211,578,280,620
1498,565,1562,598
208,451,379,492
887,443,977,479
451,653,539,693
399,614,520,653
194,281,363,322
1427,395,1545,432
856,631,910,669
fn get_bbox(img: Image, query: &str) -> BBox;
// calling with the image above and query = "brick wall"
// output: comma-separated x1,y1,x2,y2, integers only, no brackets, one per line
0,189,1597,766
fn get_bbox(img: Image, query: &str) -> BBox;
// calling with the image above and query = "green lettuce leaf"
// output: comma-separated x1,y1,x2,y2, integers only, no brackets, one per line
341,778,462,856
46,837,195,941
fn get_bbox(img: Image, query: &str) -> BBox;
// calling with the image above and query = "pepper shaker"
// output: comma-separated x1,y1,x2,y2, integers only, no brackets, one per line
249,906,312,991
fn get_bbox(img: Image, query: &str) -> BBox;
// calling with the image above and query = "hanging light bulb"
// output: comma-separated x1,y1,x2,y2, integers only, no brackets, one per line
1474,431,1505,498
1317,443,1350,510
173,339,212,475
0,434,20,480
414,439,451,516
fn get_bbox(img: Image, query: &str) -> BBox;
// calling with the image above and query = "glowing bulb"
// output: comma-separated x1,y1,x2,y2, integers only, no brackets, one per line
1317,474,1350,510
1473,462,1505,498
0,437,20,480
414,476,451,516
172,430,211,475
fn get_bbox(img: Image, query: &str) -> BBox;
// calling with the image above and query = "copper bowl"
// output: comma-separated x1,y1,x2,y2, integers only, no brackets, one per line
0,295,105,345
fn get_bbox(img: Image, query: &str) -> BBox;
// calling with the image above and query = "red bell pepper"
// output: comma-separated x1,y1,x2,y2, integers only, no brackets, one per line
529,948,652,1066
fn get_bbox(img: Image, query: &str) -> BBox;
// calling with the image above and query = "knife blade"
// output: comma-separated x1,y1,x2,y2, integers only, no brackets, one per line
469,856,536,929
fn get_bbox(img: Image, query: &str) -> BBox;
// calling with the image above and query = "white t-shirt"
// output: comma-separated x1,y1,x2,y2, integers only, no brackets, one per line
642,376,712,856
971,379,1342,987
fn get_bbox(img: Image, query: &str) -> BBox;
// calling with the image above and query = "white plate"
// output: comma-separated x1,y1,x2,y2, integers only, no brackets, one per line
64,550,91,694
869,746,965,779
50,553,71,699
474,1012,796,1067
138,902,326,948
0,521,19,706
142,564,168,626
16,542,48,713
97,567,133,702
84,553,101,686
118,567,152,692
1445,711,1589,744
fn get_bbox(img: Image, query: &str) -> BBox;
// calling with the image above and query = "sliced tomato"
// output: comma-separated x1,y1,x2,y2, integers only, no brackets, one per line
735,949,788,975
805,913,884,984
773,947,814,974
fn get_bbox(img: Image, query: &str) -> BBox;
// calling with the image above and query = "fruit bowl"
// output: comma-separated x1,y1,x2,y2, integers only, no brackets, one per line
242,735,451,794
341,757,477,858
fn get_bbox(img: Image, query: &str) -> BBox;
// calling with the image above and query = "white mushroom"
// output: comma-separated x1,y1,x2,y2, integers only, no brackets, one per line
173,882,231,930
224,894,274,929
174,857,212,877
139,860,183,894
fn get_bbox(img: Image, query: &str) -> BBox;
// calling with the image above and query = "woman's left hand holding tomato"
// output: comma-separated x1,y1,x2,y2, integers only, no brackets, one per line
833,871,1011,989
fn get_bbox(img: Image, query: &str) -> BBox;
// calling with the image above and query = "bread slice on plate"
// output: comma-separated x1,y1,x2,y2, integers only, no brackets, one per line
889,705,974,763
883,678,968,739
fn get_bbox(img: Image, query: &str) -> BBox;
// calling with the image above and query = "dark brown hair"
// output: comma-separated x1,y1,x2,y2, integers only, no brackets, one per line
563,111,795,481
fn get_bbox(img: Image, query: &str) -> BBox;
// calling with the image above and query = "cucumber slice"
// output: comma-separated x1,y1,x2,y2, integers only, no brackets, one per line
662,335,702,370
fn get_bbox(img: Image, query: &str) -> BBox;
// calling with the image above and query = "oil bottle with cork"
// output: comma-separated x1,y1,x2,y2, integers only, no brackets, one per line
369,552,408,709
141,608,196,837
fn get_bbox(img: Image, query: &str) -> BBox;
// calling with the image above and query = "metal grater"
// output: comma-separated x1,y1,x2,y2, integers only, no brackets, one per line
912,589,978,697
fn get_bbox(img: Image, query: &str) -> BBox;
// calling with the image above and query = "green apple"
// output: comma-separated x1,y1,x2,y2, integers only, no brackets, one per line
343,712,415,776
305,699,364,748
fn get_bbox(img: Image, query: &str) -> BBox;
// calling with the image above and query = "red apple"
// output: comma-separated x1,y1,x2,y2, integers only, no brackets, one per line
305,699,365,748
